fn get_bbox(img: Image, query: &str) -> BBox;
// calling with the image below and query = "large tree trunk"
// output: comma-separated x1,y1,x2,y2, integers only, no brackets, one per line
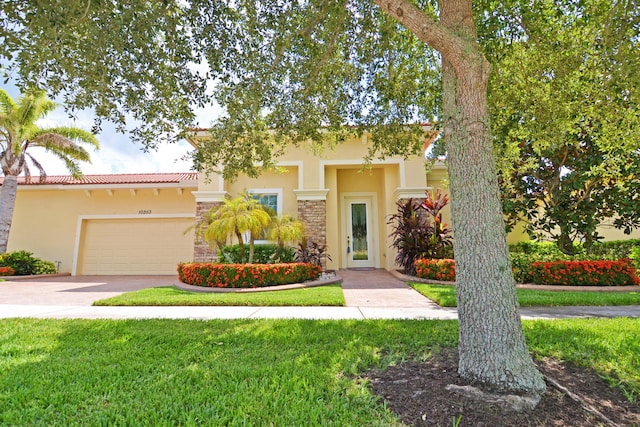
0,174,18,253
376,0,546,398
439,0,546,396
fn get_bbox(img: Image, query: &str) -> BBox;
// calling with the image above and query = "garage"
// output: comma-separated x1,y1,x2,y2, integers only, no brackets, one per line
76,217,195,275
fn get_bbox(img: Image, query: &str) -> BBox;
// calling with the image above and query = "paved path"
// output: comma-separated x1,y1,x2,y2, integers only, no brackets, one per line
0,271,639,320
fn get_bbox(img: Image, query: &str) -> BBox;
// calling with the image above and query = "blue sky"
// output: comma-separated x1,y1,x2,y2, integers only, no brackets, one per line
3,82,221,176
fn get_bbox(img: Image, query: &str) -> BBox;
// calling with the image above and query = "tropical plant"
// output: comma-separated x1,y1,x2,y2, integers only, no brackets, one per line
0,89,98,252
295,238,332,269
421,189,454,258
388,198,431,276
388,191,453,276
267,214,304,259
200,194,271,263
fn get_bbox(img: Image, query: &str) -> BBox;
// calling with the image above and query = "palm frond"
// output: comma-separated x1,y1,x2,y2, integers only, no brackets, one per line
31,133,93,162
25,153,47,182
16,90,55,126
0,89,17,115
29,126,99,149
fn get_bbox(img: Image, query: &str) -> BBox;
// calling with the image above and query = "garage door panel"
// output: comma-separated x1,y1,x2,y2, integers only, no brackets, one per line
78,218,194,275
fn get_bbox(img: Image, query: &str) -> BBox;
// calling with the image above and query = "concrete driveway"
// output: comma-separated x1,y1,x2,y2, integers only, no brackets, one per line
0,275,181,306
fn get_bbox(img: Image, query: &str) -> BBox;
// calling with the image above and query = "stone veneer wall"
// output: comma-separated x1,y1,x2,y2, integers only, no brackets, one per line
297,200,327,248
193,201,222,262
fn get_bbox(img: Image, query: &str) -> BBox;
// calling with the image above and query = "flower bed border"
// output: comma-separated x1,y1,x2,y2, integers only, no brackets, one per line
178,262,323,289
176,271,341,293
530,259,640,286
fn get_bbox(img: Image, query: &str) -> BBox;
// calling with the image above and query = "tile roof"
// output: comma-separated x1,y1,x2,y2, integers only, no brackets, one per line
0,172,199,186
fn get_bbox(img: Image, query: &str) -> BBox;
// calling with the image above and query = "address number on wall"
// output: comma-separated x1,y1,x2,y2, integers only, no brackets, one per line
138,210,152,214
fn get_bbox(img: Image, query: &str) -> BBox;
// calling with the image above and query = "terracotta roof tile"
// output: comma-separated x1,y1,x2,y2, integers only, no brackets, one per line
0,172,199,186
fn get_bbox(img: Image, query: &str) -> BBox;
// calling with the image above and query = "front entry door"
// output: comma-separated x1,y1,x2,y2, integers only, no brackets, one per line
344,197,376,268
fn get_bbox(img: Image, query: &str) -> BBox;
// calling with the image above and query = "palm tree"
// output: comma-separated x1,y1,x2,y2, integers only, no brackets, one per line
203,195,271,263
267,214,304,259
0,89,99,253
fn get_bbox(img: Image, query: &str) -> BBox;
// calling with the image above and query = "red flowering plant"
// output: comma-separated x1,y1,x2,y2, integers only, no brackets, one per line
530,259,639,286
414,259,456,282
177,262,322,288
0,266,15,276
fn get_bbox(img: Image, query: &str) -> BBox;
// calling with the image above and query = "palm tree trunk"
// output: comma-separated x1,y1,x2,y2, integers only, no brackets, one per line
0,175,18,253
235,230,247,263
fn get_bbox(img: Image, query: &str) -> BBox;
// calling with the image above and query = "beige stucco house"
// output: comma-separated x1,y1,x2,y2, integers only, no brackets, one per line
3,132,638,275
189,130,449,272
4,173,198,275
2,131,448,275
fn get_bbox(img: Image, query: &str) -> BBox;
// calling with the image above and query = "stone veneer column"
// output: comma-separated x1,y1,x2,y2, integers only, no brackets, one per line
191,189,229,262
297,199,327,248
192,201,222,262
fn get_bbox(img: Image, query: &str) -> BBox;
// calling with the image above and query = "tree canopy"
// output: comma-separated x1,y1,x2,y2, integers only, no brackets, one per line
482,0,640,253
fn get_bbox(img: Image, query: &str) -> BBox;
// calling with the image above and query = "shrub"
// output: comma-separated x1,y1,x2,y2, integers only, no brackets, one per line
178,262,322,288
631,247,640,271
219,244,295,264
0,251,57,276
295,239,332,268
415,259,456,282
0,266,15,276
509,241,579,258
388,191,453,276
1,251,36,275
529,259,639,286
33,259,57,275
508,240,640,283
589,239,640,259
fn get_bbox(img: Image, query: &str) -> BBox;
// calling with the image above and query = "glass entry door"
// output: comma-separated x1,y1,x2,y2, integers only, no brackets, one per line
345,198,375,268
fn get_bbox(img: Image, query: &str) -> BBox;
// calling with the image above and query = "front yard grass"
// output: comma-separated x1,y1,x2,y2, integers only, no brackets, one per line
411,283,640,307
93,284,345,306
1,318,639,425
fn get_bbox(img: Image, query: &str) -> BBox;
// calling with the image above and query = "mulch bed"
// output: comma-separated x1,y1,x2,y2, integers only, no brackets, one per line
367,348,640,426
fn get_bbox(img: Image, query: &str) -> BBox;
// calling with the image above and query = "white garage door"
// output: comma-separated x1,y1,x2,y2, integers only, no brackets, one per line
78,217,194,275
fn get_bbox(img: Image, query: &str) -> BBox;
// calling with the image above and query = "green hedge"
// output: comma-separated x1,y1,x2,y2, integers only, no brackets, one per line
178,262,322,288
509,239,640,259
631,247,640,270
218,244,295,264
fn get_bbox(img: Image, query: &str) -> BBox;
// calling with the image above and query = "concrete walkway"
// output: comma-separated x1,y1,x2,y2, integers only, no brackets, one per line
0,270,639,320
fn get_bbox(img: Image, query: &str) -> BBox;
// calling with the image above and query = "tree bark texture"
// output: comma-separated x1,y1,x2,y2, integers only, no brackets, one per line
377,0,546,396
440,0,545,396
0,174,18,253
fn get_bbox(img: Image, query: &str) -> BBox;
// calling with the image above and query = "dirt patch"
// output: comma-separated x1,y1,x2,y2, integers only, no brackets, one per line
367,348,640,426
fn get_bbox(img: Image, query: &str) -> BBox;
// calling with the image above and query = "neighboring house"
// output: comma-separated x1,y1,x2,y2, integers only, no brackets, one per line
2,173,198,275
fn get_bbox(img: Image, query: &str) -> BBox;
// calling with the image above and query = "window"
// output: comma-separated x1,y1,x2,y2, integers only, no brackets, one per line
246,188,283,243
255,193,278,215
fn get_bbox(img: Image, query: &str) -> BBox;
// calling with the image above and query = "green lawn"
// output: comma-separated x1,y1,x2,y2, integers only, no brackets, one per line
411,283,640,307
94,284,346,306
1,318,639,425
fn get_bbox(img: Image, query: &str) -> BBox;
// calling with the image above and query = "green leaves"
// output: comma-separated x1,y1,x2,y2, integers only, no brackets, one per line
485,0,640,251
1,1,209,147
